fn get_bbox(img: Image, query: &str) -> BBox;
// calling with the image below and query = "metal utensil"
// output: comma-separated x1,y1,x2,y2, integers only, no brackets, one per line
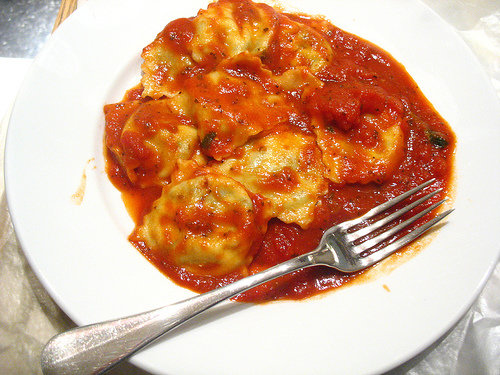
41,178,452,375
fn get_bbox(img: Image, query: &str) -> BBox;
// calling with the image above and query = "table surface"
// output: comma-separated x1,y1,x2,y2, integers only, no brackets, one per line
0,1,499,374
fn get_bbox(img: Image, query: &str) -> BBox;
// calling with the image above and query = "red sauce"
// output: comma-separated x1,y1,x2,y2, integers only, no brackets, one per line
104,1,455,303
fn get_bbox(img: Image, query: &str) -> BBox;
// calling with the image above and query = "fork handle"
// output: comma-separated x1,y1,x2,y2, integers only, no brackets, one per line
41,248,327,375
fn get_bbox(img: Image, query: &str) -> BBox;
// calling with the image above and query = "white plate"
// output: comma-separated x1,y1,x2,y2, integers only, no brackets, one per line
5,0,500,374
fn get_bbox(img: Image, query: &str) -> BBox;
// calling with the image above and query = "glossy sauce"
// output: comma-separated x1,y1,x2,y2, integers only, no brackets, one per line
104,2,455,303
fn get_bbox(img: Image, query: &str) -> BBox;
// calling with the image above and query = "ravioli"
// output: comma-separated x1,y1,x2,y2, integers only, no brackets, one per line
307,83,406,184
134,172,264,275
214,131,328,228
260,12,333,75
141,0,332,99
141,0,276,98
185,53,297,159
106,99,199,187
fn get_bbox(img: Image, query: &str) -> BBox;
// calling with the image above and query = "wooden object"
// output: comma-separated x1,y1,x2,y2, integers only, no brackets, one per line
52,0,78,31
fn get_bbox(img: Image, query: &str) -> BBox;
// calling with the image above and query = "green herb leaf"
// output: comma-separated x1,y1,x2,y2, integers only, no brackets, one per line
428,130,448,149
201,131,217,149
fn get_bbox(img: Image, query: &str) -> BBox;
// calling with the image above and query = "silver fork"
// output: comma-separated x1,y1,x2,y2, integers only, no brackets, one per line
41,178,453,375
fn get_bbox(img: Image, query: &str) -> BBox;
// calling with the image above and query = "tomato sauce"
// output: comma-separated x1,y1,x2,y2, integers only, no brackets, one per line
104,2,455,303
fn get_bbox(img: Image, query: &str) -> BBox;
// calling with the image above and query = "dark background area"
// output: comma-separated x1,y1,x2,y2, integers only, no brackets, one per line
0,0,60,57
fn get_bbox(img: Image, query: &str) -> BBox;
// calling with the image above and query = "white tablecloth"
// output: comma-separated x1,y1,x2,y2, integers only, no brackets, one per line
0,1,499,374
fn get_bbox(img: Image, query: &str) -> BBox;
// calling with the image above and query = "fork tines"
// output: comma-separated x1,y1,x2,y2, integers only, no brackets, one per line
341,179,453,259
